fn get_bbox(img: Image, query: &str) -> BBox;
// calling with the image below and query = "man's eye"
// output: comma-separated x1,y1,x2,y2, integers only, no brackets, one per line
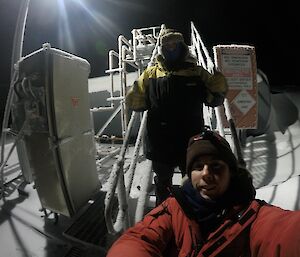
192,163,204,170
210,163,224,171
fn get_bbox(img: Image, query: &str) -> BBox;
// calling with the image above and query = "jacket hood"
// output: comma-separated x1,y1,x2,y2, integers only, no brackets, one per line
155,50,198,71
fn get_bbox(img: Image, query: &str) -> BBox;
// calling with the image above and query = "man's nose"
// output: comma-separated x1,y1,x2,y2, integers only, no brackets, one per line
167,46,176,51
165,42,177,50
202,165,213,180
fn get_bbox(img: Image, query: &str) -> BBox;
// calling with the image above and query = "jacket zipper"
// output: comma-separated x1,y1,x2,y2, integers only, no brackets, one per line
193,243,203,257
189,224,203,257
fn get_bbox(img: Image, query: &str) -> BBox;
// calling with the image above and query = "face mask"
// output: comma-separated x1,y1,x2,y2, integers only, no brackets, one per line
162,42,183,62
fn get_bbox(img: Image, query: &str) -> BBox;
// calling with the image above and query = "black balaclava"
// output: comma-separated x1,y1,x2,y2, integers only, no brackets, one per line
159,28,189,70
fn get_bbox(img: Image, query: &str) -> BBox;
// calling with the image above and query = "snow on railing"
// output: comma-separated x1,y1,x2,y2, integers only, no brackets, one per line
190,21,244,164
190,21,214,73
104,111,137,234
125,111,148,196
104,25,167,233
190,21,217,131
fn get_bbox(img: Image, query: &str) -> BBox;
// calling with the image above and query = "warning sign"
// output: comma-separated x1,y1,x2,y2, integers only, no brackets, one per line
233,90,256,114
213,45,258,129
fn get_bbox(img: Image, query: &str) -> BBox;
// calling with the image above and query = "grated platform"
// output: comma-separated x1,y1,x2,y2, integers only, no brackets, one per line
63,191,108,248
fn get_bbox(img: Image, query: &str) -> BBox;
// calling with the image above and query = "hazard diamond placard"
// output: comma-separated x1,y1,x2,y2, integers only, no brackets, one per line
213,45,258,129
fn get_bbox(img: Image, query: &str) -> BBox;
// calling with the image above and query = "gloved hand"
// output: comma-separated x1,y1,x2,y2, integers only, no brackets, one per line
125,81,147,112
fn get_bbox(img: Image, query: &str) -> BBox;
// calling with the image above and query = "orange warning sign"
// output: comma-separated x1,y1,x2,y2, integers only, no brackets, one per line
213,45,258,129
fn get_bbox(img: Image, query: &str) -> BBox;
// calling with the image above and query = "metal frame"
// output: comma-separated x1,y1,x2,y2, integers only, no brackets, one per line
103,25,165,234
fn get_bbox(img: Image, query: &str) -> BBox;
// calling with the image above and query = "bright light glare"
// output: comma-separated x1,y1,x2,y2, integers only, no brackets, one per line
57,0,75,52
54,0,146,53
73,0,119,38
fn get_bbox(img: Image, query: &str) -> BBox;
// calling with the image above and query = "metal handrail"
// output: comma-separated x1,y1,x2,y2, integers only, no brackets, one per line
104,111,137,234
125,111,148,196
104,25,167,233
131,25,162,63
190,21,244,164
95,104,122,139
0,69,20,199
190,21,214,73
129,25,167,222
0,118,28,200
223,99,245,166
147,24,166,67
134,158,153,223
103,32,139,234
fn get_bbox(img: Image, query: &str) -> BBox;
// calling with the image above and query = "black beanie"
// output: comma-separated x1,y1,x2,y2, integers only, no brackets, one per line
186,132,238,178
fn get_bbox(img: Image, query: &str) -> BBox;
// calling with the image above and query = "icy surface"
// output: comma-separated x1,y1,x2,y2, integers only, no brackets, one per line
1,91,300,257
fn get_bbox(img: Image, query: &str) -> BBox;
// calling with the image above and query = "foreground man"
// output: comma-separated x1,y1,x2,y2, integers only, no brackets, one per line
107,129,300,257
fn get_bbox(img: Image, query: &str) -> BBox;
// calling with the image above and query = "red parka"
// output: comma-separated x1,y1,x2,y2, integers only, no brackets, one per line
107,197,300,257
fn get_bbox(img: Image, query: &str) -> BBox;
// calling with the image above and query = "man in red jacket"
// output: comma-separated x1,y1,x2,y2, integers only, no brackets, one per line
107,129,300,257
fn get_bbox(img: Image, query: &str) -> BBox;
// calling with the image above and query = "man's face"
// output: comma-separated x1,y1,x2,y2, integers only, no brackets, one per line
161,40,184,63
162,39,179,51
191,155,231,200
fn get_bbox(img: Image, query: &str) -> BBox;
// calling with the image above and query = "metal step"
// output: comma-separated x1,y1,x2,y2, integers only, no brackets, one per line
63,191,108,248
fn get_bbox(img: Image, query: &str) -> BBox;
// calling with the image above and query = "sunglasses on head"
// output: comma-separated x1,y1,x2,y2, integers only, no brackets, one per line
190,128,232,153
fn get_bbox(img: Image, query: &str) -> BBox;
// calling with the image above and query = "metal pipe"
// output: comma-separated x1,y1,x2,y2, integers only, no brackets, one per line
191,22,214,73
90,106,115,113
0,118,27,200
115,167,130,229
96,147,120,167
108,50,119,97
11,0,30,77
108,50,117,108
0,69,20,199
117,35,133,138
223,99,245,166
215,106,225,137
0,70,18,164
134,159,153,223
190,25,206,69
120,63,126,137
125,111,148,196
118,35,132,69
148,24,166,67
90,50,121,114
203,106,212,128
95,104,122,138
104,111,137,234
131,29,137,62
2,0,31,198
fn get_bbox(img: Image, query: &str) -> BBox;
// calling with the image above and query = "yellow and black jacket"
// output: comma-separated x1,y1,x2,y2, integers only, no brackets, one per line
125,55,228,164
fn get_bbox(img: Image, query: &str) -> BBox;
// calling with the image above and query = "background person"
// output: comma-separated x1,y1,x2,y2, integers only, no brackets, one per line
125,28,228,205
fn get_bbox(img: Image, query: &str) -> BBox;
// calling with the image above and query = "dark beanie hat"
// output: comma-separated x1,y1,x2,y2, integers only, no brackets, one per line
186,131,238,178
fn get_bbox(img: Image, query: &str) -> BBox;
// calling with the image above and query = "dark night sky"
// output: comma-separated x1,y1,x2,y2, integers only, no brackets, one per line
0,0,299,91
